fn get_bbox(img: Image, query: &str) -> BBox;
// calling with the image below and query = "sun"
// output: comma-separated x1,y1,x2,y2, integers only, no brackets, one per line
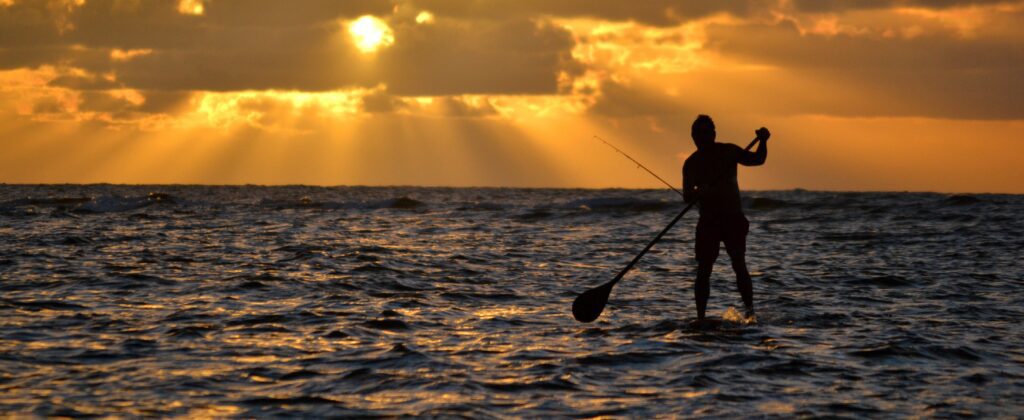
348,15,394,53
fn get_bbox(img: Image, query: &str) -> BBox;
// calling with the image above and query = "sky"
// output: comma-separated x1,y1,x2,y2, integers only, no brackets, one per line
1,0,1022,193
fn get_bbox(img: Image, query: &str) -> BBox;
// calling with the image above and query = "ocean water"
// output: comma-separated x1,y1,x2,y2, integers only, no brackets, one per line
0,185,1022,417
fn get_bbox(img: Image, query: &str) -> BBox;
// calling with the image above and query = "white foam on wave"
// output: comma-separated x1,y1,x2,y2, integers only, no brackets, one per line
722,307,757,325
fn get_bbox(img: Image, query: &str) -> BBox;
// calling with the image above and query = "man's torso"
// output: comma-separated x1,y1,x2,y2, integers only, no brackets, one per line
684,143,744,217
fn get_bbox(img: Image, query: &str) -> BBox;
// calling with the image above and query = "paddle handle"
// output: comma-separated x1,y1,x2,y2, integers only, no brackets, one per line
608,136,761,286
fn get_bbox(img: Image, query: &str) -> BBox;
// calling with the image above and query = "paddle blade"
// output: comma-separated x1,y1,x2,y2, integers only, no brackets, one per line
572,282,613,323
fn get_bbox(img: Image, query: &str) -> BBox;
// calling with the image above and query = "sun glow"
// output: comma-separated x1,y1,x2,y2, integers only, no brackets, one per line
416,11,435,24
348,15,394,53
177,0,204,16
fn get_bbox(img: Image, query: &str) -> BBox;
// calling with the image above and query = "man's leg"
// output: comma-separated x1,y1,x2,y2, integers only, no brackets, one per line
724,215,753,316
695,261,714,321
694,218,719,321
730,256,754,316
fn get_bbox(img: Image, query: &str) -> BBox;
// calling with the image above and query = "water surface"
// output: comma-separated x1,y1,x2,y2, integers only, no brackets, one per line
1,185,1022,416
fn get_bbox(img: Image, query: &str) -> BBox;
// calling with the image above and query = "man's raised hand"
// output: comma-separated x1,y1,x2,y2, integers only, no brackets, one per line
756,127,771,141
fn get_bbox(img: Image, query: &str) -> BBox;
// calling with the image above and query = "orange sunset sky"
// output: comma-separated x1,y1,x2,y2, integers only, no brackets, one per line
1,0,1022,193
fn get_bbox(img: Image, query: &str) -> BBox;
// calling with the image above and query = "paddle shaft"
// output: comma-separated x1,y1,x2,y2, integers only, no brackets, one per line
608,200,694,287
606,137,761,287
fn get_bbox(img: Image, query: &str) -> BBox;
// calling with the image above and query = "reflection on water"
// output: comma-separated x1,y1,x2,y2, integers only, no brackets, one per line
0,185,1022,416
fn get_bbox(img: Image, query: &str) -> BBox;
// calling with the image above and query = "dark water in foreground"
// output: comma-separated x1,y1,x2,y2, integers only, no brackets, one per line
1,185,1022,417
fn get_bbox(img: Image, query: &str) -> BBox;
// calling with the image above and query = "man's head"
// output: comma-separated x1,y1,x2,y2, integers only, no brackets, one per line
691,114,716,149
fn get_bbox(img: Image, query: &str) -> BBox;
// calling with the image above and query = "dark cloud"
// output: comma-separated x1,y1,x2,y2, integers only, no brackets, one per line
589,81,690,117
3,0,1021,119
704,20,1024,119
361,90,408,113
0,0,578,96
137,91,193,113
433,97,498,117
0,1,63,48
0,0,390,48
202,0,392,27
0,46,71,70
407,0,772,27
78,91,138,113
791,0,1012,12
586,80,704,142
97,17,576,94
379,19,577,96
708,20,1022,71
31,96,68,114
1,1,193,49
66,90,189,117
108,45,366,92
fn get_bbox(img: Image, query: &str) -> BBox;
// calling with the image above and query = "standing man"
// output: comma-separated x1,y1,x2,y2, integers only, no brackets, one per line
682,115,769,322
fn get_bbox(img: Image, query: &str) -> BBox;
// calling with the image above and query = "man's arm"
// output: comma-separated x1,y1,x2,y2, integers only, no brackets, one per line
738,127,770,166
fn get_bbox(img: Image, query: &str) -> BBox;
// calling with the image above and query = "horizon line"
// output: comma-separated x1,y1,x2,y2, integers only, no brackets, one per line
0,182,1018,196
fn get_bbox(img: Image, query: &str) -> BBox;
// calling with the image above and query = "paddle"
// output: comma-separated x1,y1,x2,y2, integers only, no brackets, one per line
571,137,761,323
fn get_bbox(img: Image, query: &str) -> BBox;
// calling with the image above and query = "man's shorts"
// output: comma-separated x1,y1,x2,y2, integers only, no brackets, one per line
695,212,749,263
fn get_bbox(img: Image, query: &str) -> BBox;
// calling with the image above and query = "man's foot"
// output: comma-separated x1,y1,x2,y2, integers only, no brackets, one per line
742,306,757,324
688,317,720,330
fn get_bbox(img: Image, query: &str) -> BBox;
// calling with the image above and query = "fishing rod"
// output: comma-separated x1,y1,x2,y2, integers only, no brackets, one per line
593,135,685,198
572,136,762,323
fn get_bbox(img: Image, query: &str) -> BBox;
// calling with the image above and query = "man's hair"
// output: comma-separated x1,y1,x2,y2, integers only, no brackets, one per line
692,114,714,139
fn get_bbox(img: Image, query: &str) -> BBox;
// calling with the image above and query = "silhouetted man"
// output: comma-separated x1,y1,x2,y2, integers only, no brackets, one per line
683,115,769,322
